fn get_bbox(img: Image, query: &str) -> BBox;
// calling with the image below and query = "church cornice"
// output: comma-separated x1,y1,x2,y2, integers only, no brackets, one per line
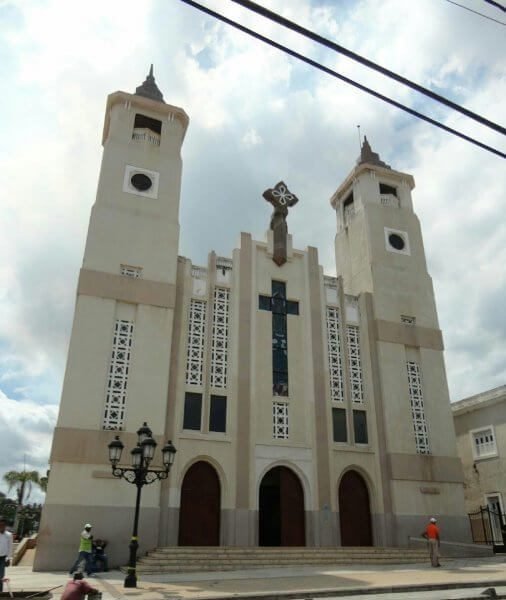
330,163,415,209
102,91,190,145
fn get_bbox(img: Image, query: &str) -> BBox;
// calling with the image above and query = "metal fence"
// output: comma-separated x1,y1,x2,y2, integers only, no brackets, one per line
468,506,506,545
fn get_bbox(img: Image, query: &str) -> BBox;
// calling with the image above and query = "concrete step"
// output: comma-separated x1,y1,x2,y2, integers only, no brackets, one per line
134,546,428,574
147,547,426,556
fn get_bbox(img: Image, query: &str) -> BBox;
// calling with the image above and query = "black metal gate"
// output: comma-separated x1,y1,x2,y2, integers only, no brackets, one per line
468,506,506,547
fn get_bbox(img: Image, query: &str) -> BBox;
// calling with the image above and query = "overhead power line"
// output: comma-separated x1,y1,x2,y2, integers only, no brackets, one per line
482,0,506,12
178,0,505,158
229,0,505,136
444,0,506,25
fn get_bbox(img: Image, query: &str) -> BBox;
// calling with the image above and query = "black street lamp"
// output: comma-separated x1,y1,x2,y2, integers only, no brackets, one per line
108,422,176,588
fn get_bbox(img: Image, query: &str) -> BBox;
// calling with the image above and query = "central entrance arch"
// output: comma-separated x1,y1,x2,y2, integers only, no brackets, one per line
259,466,305,546
179,461,221,546
338,470,373,546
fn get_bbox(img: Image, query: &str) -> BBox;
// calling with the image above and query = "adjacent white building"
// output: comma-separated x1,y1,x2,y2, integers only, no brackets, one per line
34,69,470,570
452,385,506,543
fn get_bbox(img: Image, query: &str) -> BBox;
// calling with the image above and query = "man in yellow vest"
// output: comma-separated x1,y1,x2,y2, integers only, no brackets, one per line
69,524,94,577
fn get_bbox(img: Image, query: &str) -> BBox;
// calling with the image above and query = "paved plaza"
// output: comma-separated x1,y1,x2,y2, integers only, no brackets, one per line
4,557,506,599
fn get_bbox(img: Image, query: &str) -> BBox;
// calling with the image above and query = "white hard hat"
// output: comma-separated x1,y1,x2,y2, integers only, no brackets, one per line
430,517,437,523
84,523,92,528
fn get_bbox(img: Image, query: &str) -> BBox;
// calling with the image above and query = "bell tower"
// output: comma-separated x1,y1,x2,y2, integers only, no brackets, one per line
330,138,469,544
83,64,189,283
35,68,189,570
331,137,438,328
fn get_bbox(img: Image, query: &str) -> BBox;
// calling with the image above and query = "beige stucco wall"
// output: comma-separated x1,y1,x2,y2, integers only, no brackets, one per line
453,392,506,513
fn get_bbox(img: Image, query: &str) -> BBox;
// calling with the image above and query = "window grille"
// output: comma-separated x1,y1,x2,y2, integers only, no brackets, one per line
273,402,289,439
216,257,233,273
191,265,207,279
103,320,134,430
210,287,230,388
185,300,206,386
401,315,416,325
326,307,344,402
120,265,142,278
346,325,364,403
406,361,430,454
472,427,497,459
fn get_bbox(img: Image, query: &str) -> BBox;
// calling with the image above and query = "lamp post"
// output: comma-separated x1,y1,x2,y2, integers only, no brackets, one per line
108,422,176,588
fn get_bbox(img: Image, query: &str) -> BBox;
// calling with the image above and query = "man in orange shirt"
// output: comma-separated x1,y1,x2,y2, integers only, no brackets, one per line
422,517,441,567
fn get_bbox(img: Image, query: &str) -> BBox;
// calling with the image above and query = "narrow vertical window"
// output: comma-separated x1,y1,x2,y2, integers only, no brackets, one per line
209,395,227,433
406,361,430,454
185,300,206,386
346,325,364,403
326,307,344,402
353,410,368,444
103,319,134,430
210,287,230,388
332,407,347,443
273,402,289,439
183,392,202,431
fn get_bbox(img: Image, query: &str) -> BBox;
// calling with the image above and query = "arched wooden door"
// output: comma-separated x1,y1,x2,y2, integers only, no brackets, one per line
179,461,221,546
259,466,305,546
339,470,373,546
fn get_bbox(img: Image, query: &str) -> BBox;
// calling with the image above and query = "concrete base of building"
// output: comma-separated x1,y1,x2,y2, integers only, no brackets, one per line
34,504,472,571
33,503,160,572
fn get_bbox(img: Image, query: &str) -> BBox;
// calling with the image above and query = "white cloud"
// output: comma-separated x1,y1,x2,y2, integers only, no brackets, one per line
0,390,57,502
0,0,504,476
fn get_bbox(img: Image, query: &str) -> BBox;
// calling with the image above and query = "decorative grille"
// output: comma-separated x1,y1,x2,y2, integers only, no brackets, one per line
103,319,134,430
216,257,233,272
401,315,416,325
191,265,207,279
210,287,230,388
185,300,207,386
326,307,344,402
346,325,364,403
406,361,430,454
120,265,142,278
273,401,289,439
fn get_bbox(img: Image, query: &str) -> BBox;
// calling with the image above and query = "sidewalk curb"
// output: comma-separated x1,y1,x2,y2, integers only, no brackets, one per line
200,579,506,600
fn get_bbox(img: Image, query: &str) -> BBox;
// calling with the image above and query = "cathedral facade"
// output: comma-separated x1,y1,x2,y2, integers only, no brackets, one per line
35,71,470,570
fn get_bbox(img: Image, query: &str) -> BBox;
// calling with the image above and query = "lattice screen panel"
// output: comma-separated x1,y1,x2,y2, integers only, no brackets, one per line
103,319,134,430
326,307,344,402
406,361,430,454
273,401,289,439
346,325,364,403
185,300,207,386
210,287,230,388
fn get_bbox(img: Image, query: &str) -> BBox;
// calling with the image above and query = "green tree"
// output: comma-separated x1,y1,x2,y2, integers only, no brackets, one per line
3,470,41,505
3,470,47,536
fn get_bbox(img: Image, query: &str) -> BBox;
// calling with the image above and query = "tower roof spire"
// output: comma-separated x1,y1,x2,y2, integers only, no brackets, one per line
357,136,390,169
135,64,165,103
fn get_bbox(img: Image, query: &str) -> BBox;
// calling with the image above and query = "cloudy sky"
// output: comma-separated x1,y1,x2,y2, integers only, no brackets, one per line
0,0,504,499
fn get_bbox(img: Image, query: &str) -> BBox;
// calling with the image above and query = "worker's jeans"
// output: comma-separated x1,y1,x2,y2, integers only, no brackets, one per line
429,538,440,567
0,555,7,591
70,550,92,575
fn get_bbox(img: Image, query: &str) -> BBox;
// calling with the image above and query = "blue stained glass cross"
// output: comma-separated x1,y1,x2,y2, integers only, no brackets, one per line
259,280,299,396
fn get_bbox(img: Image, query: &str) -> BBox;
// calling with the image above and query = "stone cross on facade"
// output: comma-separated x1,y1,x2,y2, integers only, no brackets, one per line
263,181,299,267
